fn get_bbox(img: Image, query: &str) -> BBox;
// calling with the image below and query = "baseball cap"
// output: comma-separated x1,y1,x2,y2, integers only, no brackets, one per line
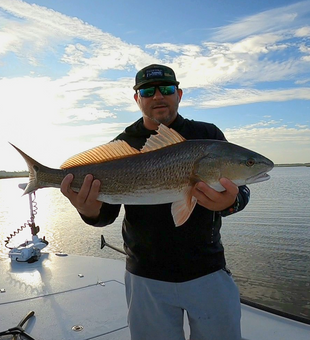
133,64,180,90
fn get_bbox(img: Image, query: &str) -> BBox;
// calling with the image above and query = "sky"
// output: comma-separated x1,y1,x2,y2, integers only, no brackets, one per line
0,0,310,171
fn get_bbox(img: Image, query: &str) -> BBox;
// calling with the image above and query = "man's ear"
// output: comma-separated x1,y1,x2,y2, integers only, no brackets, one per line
177,88,183,102
134,93,138,102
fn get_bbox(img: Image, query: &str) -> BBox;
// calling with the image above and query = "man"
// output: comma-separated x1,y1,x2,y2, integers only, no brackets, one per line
61,64,250,340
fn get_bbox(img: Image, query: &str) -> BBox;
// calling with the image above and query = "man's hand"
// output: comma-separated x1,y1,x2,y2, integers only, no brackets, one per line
193,178,239,211
61,174,102,219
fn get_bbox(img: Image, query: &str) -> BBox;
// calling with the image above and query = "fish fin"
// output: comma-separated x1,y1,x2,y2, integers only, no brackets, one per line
60,140,140,169
10,143,41,195
171,186,197,227
141,124,186,153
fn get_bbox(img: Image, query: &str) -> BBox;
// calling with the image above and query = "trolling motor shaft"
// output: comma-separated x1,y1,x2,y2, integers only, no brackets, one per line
8,183,48,263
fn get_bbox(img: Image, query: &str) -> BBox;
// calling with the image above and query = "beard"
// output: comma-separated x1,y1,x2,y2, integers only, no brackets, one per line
151,113,174,125
144,102,179,126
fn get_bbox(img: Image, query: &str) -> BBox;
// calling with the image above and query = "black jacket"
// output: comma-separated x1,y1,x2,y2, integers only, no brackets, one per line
82,114,250,282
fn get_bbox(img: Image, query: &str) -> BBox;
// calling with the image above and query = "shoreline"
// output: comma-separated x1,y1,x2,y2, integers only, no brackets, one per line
0,171,29,179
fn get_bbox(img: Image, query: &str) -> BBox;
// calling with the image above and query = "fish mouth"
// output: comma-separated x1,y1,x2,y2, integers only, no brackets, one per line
246,160,274,184
246,172,270,184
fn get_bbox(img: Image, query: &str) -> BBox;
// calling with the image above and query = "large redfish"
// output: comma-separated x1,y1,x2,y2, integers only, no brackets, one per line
11,124,273,226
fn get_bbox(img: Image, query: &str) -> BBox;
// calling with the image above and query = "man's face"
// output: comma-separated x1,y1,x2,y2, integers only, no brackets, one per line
134,82,183,129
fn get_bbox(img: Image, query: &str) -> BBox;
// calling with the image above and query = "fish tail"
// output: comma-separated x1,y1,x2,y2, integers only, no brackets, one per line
10,143,43,195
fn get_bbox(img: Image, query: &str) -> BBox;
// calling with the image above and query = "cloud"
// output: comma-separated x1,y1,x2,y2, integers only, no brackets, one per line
224,121,310,164
194,87,310,108
148,31,310,89
146,43,202,56
142,1,310,92
145,33,309,91
295,78,310,85
60,108,117,123
1,0,309,105
0,0,152,71
226,120,310,143
0,0,157,125
295,25,310,37
210,1,310,42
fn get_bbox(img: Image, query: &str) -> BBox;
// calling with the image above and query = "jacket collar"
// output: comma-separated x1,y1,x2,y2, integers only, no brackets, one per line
124,113,185,137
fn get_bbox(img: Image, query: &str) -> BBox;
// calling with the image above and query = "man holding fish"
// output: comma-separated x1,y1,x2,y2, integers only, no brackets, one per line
59,65,272,340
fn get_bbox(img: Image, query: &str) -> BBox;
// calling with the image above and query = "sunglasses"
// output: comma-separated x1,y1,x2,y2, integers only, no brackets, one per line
138,85,176,98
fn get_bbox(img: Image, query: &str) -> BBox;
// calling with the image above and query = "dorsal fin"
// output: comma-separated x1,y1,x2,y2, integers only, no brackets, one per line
60,124,185,169
60,140,140,169
141,124,186,153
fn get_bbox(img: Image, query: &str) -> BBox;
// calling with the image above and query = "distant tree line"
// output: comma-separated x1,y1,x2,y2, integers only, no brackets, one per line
0,171,29,179
274,163,310,167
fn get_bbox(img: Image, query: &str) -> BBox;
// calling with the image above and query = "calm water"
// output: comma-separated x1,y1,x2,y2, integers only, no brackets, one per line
0,167,309,320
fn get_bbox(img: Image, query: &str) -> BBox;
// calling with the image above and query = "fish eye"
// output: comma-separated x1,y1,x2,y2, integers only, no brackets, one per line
246,158,255,167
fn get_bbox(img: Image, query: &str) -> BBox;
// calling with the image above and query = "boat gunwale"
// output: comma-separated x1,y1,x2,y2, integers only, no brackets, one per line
240,297,310,325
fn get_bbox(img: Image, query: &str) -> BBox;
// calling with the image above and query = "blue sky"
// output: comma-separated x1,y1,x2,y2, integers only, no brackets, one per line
0,0,309,171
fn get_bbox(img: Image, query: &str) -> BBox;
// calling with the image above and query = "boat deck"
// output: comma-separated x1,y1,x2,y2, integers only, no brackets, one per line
0,254,309,339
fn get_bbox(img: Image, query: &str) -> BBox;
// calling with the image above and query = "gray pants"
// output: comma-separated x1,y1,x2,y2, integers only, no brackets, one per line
125,269,241,340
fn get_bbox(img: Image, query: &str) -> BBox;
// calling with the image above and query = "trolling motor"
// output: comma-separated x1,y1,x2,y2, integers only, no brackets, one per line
6,183,48,263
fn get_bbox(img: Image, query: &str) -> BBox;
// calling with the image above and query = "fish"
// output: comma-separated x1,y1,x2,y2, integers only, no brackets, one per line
11,124,274,226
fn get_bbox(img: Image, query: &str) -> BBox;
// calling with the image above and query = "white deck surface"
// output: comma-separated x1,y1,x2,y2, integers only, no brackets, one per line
0,253,309,339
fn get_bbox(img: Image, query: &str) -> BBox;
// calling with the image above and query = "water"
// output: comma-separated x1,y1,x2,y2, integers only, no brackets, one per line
0,167,309,320
221,167,310,320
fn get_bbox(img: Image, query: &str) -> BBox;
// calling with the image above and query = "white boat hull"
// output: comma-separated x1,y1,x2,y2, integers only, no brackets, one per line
0,254,309,339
